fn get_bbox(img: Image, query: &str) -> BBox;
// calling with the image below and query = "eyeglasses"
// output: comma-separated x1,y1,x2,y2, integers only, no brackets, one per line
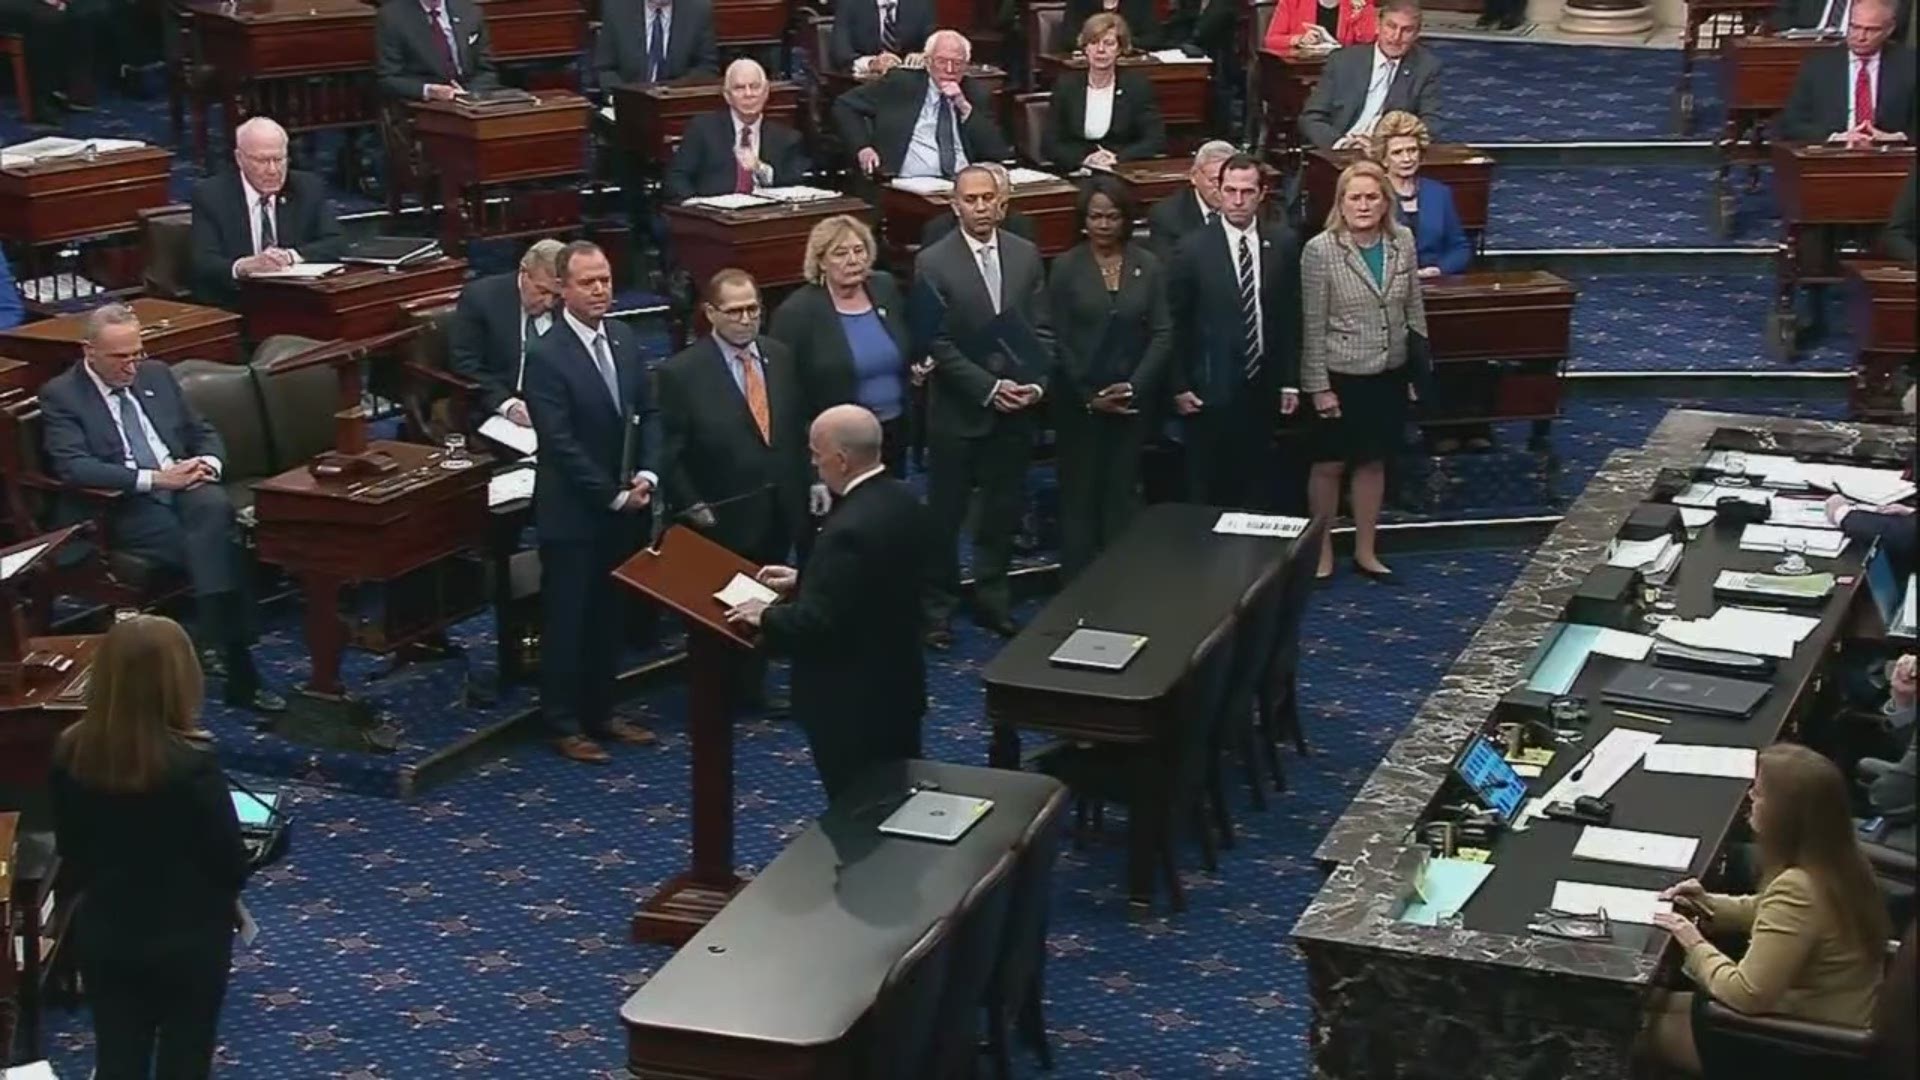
710,303,762,320
1527,908,1612,941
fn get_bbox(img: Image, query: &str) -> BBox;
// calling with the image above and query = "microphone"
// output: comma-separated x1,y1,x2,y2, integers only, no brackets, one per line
677,483,777,521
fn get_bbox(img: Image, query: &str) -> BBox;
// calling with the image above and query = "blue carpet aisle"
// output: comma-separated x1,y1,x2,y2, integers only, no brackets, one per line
1431,39,1721,141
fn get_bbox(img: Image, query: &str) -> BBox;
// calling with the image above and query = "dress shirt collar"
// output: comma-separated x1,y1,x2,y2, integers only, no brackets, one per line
1373,46,1396,71
961,228,998,259
843,464,885,495
241,174,273,212
420,0,446,18
82,360,135,407
730,113,762,144
1220,214,1259,247
1194,189,1214,223
563,307,607,353
711,332,759,365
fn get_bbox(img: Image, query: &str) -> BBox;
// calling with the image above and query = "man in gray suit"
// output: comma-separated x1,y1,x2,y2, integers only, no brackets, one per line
914,165,1051,645
1298,0,1442,151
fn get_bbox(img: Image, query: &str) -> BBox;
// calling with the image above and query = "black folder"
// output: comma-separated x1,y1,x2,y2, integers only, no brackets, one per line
1599,664,1771,718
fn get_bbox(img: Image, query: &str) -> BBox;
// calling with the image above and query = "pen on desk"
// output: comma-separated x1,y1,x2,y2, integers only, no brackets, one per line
1615,709,1673,725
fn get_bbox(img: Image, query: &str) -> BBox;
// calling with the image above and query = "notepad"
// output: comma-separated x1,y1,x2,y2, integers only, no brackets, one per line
1655,607,1819,660
1573,826,1699,872
478,414,538,457
1212,512,1308,538
1608,535,1678,573
1400,858,1495,926
1678,506,1717,529
714,572,777,608
1766,496,1838,530
682,192,773,210
1738,524,1849,558
1550,881,1673,925
1005,167,1061,185
755,185,841,202
1643,744,1758,779
888,176,954,195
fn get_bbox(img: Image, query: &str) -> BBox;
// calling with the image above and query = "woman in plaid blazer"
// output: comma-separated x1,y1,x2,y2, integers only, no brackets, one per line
1300,159,1427,583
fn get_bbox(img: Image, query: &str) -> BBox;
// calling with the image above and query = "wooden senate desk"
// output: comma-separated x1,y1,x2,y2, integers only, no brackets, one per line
1767,142,1914,351
1713,34,1821,230
1305,144,1494,249
1255,47,1328,167
1110,156,1192,211
983,503,1291,911
251,439,491,716
1293,409,1914,1080
1675,0,1775,135
0,299,242,389
879,175,1080,265
1034,53,1213,152
0,146,173,252
610,79,802,166
1421,271,1576,445
240,257,468,342
409,93,592,254
189,0,378,167
476,0,588,66
664,195,873,294
622,760,1067,1079
712,0,790,46
1843,258,1917,421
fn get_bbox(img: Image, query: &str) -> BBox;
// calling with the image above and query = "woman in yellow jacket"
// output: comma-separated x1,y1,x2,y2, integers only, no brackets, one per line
1638,743,1889,1074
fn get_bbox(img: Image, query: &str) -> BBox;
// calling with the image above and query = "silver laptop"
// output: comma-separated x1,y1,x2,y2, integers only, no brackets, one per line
877,790,994,844
1049,627,1149,672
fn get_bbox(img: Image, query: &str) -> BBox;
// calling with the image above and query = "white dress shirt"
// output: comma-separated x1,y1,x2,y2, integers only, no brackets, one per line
497,308,553,416
82,363,222,493
1849,52,1882,130
900,79,970,179
1346,47,1399,138
1082,81,1116,141
231,176,303,278
842,463,886,495
1219,216,1295,393
560,308,659,509
730,113,777,187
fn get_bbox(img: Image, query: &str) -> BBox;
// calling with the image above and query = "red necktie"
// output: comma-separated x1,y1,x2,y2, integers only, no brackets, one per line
426,2,459,79
1854,60,1874,130
735,125,754,194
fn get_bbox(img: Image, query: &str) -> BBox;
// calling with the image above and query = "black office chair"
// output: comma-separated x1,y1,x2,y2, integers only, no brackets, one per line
861,916,955,1080
1864,838,1916,927
1694,922,1914,1080
928,850,1019,1080
1257,516,1331,770
984,784,1069,1080
1214,555,1290,821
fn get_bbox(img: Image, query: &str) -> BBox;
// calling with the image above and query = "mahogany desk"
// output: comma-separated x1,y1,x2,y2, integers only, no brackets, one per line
664,195,873,294
476,0,588,67
0,299,242,389
622,760,1066,1078
1305,144,1494,249
1110,156,1192,211
1035,53,1213,153
1842,259,1917,421
410,93,592,254
610,79,802,166
1676,0,1773,135
188,0,378,168
712,0,789,46
1714,34,1820,231
240,257,469,342
251,439,491,714
1768,143,1914,353
0,147,174,259
0,359,28,395
1421,270,1576,447
1255,47,1327,168
0,636,96,789
0,809,13,1058
879,176,1080,266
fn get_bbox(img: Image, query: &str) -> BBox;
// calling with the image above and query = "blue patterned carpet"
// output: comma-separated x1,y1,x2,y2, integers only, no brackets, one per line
1566,273,1851,372
1434,39,1719,142
1491,166,1777,249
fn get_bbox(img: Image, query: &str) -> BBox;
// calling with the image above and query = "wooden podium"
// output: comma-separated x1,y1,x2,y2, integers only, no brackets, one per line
663,195,872,293
240,257,468,342
1421,271,1577,446
614,524,761,945
410,93,592,254
0,526,98,788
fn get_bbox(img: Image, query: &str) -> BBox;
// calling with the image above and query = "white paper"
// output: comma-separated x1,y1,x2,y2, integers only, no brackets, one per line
235,898,259,947
1643,744,1758,779
1673,482,1769,509
1678,506,1716,529
1653,606,1819,659
598,104,616,122
1607,535,1674,571
249,262,346,280
1550,881,1674,925
1591,628,1654,660
888,176,954,195
0,542,48,580
1518,728,1662,827
479,414,538,457
1212,512,1308,538
1820,465,1914,507
1005,167,1060,186
1573,826,1699,872
755,185,842,202
1147,48,1212,63
4,1062,61,1080
1897,577,1917,636
1766,497,1837,530
682,192,773,210
487,468,535,508
1738,524,1849,558
714,572,777,608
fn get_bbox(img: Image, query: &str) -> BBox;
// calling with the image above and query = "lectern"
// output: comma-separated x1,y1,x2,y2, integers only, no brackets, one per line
0,525,99,787
614,524,762,945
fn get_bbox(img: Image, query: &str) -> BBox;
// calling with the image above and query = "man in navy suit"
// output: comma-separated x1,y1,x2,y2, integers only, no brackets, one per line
37,304,284,712
663,59,812,202
375,0,501,102
827,0,934,75
187,117,345,308
524,242,663,764
448,238,564,433
595,0,718,89
1298,0,1443,151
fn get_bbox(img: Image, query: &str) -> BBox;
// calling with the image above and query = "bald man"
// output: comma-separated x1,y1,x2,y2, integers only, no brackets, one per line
188,117,344,307
663,59,811,201
724,405,931,801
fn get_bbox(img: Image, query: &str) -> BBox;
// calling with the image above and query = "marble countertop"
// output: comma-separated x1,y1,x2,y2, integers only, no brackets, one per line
1291,409,1914,983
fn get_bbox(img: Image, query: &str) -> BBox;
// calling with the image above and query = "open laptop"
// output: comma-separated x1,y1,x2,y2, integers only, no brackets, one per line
1452,735,1529,824
877,790,994,844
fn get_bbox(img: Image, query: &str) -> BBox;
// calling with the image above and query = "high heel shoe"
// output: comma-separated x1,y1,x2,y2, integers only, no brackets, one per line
1351,560,1399,585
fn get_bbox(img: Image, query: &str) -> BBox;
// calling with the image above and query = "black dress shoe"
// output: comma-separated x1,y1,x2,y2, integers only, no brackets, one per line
973,610,1020,638
225,686,288,714
924,624,954,650
198,648,229,679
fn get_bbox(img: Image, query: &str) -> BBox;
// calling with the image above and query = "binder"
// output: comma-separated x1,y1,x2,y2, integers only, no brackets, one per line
1600,664,1771,718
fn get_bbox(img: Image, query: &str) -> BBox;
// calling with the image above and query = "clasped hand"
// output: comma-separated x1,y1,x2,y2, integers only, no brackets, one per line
1834,120,1907,150
236,248,297,277
991,380,1042,412
1089,382,1135,414
1648,878,1709,948
152,459,216,491
622,476,654,511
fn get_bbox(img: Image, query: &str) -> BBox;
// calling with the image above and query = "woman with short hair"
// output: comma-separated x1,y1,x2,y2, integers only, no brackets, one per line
1369,110,1471,277
1045,13,1167,172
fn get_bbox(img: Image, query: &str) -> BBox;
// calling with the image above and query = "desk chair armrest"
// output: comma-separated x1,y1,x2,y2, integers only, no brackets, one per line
1696,999,1876,1062
15,473,123,504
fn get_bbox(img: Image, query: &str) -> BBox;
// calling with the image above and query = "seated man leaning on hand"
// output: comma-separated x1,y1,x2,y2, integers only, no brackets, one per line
187,116,344,308
831,29,1010,180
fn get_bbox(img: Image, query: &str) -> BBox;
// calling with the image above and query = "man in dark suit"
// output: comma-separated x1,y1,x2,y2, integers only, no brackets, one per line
1298,0,1443,150
595,0,718,88
914,165,1051,644
186,117,344,308
1778,0,1916,144
723,405,930,801
828,0,934,75
375,0,500,102
1169,153,1302,510
1146,139,1234,262
664,59,811,201
448,238,563,434
38,304,283,712
524,241,662,764
833,30,1012,180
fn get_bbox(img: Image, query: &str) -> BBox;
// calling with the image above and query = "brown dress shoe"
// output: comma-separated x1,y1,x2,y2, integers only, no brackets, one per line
555,735,611,764
601,719,658,746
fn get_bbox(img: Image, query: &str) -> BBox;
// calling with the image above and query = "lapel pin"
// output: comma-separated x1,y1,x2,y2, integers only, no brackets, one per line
877,306,888,317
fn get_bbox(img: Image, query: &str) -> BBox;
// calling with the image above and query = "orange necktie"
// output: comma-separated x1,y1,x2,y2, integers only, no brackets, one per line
737,348,770,444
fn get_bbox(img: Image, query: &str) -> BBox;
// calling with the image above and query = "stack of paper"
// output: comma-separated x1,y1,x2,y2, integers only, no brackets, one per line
714,572,777,607
1607,535,1678,573
0,542,49,580
1738,524,1850,558
682,192,772,211
1674,483,1769,510
755,185,841,202
1820,465,1915,507
251,262,346,280
1643,744,1758,779
1715,568,1836,601
1766,497,1838,530
1573,826,1699,871
486,467,535,508
888,176,954,195
1,135,146,168
1654,607,1820,659
1549,881,1674,925
1212,513,1308,538
478,414,538,457
1005,167,1060,186
1148,48,1214,63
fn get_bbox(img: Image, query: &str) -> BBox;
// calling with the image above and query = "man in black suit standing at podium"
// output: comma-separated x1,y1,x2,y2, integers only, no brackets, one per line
525,241,662,764
724,405,930,801
186,116,344,308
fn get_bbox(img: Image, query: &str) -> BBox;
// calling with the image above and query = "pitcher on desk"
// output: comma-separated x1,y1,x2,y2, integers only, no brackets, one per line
186,116,345,308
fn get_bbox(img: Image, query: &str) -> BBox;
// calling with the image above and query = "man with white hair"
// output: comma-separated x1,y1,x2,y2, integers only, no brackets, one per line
1780,0,1915,146
449,238,565,431
187,116,344,307
663,58,811,201
832,29,1010,180
1146,138,1236,262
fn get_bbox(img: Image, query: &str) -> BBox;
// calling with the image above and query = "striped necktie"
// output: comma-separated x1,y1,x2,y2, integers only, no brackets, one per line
1236,233,1261,380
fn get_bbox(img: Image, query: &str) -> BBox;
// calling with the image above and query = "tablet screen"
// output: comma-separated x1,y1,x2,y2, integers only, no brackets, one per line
1454,736,1527,824
231,788,278,828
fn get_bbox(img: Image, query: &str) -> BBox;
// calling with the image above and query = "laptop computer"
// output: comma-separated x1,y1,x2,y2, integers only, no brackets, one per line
1049,627,1148,672
1452,735,1528,824
877,790,994,844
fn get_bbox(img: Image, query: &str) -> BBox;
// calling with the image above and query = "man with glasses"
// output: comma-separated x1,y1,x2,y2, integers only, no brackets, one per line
832,29,1010,180
187,116,345,308
37,304,286,712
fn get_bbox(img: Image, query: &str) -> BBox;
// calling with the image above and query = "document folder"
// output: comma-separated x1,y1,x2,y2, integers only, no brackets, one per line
1600,664,1770,718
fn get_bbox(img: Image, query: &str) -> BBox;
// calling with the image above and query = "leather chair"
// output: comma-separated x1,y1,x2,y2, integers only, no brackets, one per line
1026,3,1068,84
396,291,474,444
1257,516,1330,767
247,335,338,475
861,917,954,1080
1865,840,1916,927
1,33,30,125
139,204,196,300
1696,924,1915,1080
928,849,1018,1080
797,8,839,159
172,359,274,520
984,783,1069,1080
1011,92,1051,168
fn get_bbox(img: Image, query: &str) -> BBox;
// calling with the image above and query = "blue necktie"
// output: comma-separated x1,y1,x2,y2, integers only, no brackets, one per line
592,333,621,407
116,388,171,503
648,9,667,82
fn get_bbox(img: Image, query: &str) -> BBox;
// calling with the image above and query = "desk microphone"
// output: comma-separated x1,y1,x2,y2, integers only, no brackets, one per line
1567,747,1599,783
676,483,776,521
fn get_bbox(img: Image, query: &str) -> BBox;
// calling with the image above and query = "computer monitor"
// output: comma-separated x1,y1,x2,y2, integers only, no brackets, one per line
230,786,280,830
1452,735,1528,824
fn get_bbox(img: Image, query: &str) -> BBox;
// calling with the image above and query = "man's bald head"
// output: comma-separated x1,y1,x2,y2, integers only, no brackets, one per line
234,116,291,196
809,405,884,493
723,58,771,120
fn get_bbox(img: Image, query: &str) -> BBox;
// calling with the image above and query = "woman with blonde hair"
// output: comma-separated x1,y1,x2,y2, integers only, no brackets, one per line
1044,13,1167,171
53,614,250,1079
768,213,914,474
1640,743,1889,1075
1368,110,1470,277
1299,159,1425,582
